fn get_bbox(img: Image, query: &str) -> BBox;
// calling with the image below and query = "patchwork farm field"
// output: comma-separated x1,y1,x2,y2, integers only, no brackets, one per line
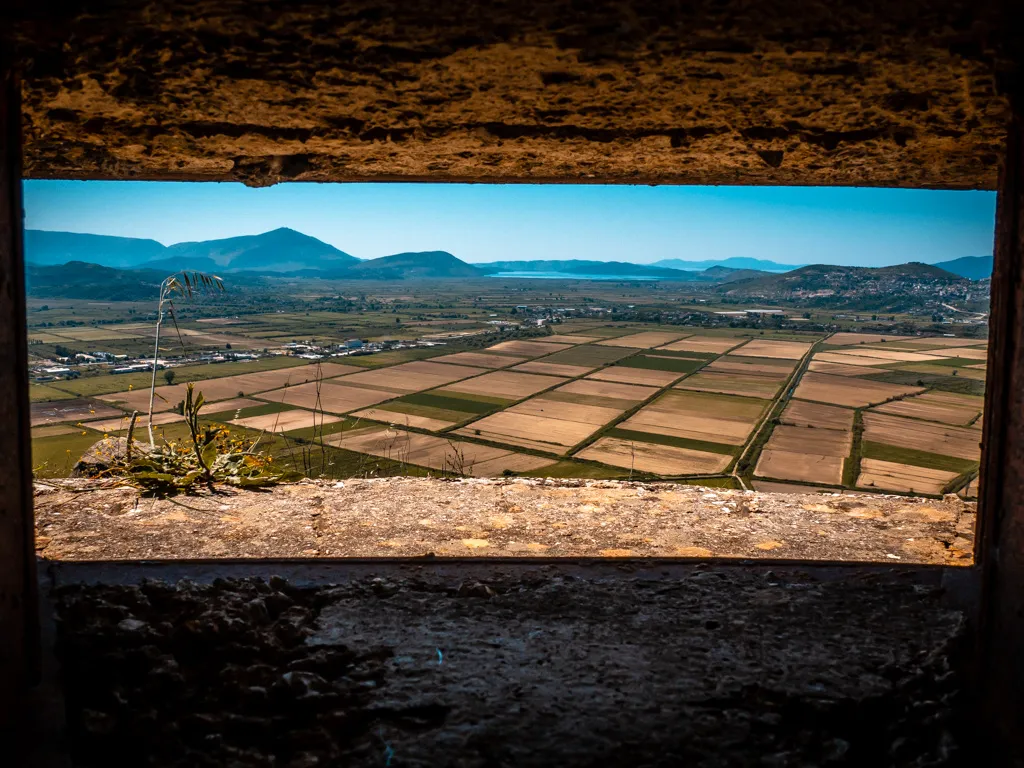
31,319,986,497
751,332,987,498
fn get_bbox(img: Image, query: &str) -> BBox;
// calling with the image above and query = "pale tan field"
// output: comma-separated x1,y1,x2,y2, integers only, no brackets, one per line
620,389,766,445
349,408,455,432
963,476,980,499
823,348,945,364
342,361,487,393
862,412,981,461
676,371,783,399
764,424,851,457
781,400,855,431
486,339,573,356
793,372,924,408
586,366,681,387
807,359,883,377
31,424,79,438
872,391,983,426
826,333,914,346
731,339,811,360
919,346,989,361
656,336,744,354
578,437,731,475
967,363,988,370
512,361,595,378
333,428,556,476
595,331,688,348
31,400,124,427
432,352,527,369
812,352,890,368
856,458,959,495
98,364,347,412
444,370,566,399
554,378,657,403
897,337,988,348
456,393,624,453
260,380,395,414
752,480,835,494
84,411,185,432
201,398,267,416
456,412,599,453
540,334,600,344
232,409,342,433
28,332,73,343
755,450,845,485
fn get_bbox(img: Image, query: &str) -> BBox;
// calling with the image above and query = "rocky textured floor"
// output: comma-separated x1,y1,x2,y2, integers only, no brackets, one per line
35,477,976,564
52,567,972,767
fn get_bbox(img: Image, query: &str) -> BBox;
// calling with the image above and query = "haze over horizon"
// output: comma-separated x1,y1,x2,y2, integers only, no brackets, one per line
24,181,996,268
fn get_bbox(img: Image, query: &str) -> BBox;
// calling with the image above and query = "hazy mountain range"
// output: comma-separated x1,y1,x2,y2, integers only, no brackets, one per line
23,227,992,292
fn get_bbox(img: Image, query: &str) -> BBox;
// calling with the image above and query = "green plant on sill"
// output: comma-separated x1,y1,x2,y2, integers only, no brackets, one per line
103,383,301,495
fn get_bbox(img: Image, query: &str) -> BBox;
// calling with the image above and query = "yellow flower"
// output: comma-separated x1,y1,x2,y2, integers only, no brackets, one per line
128,384,133,390
80,431,87,435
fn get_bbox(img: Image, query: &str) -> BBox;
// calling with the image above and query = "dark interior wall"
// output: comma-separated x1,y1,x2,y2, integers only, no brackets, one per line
3,0,1012,188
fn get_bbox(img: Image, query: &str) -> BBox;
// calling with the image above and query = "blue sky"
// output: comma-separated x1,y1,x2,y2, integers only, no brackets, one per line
23,181,996,267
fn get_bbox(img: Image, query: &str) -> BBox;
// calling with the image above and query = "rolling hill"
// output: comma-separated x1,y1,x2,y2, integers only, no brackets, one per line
652,257,803,273
25,262,168,301
25,230,167,268
931,255,992,280
345,251,484,279
157,227,358,272
476,260,701,280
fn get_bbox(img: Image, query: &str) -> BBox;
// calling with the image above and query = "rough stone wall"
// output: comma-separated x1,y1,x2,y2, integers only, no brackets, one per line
6,0,1011,188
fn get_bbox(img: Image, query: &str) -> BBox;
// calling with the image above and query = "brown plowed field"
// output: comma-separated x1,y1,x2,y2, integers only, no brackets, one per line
578,437,731,475
83,411,185,433
755,450,845,485
807,359,882,377
555,378,657,403
707,357,795,375
621,390,766,445
433,352,526,369
231,409,342,434
764,425,851,456
98,364,348,412
656,336,744,354
730,339,811,360
334,428,556,476
586,366,681,387
341,361,487,392
486,339,573,356
445,370,566,399
512,361,595,378
826,333,914,346
350,408,455,432
260,380,395,414
676,371,784,399
872,391,983,426
856,458,959,495
862,412,981,461
595,331,687,348
32,399,124,427
540,334,599,344
780,400,855,431
793,373,924,408
201,398,268,416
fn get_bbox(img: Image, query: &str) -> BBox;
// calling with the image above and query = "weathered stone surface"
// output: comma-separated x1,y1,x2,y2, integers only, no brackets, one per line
5,0,1013,188
33,476,977,563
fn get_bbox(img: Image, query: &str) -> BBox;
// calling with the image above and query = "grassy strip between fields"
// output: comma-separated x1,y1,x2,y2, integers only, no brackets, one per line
860,440,979,475
863,369,986,397
398,391,502,414
606,428,739,456
842,409,865,487
618,355,706,373
205,402,295,421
